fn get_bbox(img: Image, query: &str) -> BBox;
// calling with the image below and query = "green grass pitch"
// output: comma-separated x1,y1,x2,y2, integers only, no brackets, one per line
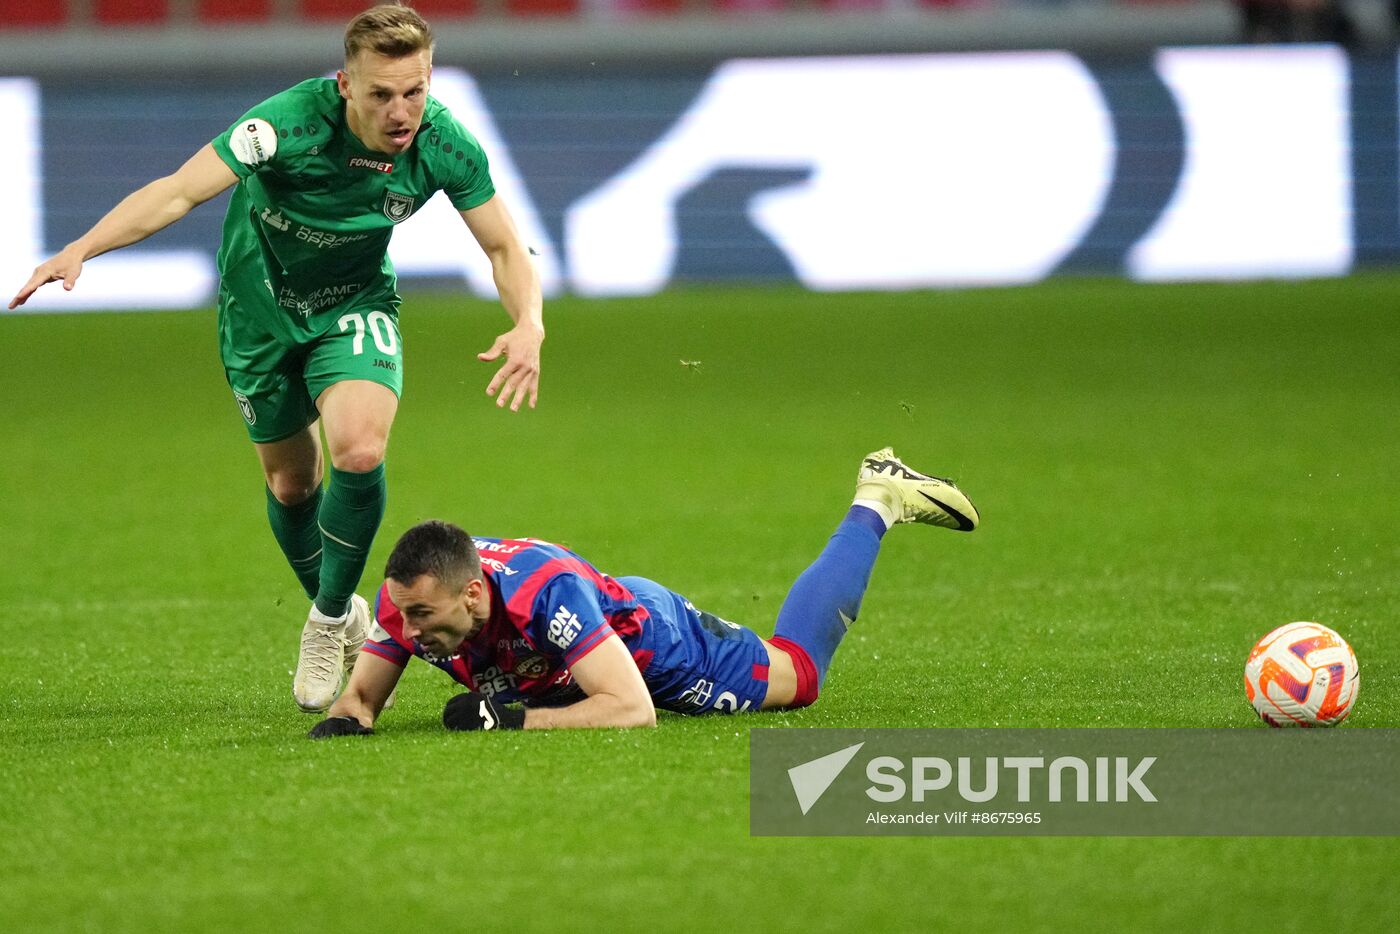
2,277,1397,931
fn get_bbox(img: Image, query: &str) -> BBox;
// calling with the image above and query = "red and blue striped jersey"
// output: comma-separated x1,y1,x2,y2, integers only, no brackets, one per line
364,537,653,705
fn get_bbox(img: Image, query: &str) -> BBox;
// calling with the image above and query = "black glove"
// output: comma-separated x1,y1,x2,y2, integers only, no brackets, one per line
307,716,374,740
443,692,526,731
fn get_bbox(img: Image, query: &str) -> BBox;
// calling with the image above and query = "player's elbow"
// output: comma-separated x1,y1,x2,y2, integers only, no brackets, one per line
620,695,657,729
148,175,200,221
487,239,536,275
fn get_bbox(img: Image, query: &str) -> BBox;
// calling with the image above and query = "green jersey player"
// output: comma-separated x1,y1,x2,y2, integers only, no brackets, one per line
8,4,546,713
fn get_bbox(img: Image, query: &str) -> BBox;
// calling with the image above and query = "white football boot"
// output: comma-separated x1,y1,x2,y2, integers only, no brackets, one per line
341,593,371,678
856,447,980,531
292,594,370,713
346,596,397,712
342,594,396,710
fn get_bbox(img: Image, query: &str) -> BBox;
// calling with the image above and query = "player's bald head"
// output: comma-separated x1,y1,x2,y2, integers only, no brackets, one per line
344,3,434,69
385,520,482,592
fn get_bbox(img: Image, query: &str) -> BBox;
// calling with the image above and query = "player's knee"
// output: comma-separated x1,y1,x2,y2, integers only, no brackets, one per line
767,637,821,709
784,683,820,710
329,441,386,474
266,471,321,506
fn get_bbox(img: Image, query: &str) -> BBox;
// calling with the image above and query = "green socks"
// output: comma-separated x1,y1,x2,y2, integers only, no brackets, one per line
266,484,324,601
265,464,386,617
313,464,386,618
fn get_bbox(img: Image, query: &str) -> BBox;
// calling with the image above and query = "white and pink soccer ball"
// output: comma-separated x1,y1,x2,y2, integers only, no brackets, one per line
1244,622,1359,727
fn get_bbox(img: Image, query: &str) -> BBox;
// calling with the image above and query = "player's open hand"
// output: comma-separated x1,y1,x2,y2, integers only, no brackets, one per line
8,246,85,310
477,323,543,411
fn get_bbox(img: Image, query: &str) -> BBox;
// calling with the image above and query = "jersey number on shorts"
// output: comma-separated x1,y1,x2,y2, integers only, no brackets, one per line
337,310,399,355
715,692,753,713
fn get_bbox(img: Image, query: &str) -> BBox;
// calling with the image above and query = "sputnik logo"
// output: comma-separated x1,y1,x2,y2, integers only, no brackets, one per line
787,742,864,815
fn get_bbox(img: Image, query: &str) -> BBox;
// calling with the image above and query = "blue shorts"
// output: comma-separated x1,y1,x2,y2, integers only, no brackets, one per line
618,576,772,715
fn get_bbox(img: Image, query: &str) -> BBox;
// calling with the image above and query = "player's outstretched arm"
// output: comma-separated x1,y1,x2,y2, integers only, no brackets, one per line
460,196,544,412
310,651,404,738
443,634,656,732
8,144,237,310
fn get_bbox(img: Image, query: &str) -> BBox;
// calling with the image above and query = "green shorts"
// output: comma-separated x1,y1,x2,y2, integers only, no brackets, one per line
217,285,404,444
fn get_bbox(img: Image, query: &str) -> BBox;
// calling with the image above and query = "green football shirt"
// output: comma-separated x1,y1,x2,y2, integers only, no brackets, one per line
211,78,495,329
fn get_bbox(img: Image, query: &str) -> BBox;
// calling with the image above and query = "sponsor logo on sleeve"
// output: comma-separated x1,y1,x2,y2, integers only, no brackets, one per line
547,605,583,650
229,118,277,167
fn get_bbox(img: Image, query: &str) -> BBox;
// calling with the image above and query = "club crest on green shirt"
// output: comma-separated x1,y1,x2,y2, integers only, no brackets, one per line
382,191,414,223
233,391,256,426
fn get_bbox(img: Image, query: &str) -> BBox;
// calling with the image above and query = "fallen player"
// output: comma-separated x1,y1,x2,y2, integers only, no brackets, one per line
308,447,979,737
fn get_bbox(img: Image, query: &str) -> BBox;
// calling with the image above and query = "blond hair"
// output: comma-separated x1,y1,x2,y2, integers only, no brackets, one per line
344,3,434,63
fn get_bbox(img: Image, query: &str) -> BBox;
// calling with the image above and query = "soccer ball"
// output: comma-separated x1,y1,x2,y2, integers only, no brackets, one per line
1244,622,1359,727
